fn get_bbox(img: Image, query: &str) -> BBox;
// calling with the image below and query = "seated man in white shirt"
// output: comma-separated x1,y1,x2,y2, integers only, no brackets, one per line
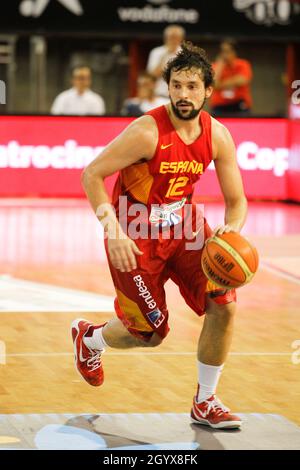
121,72,169,117
146,24,185,98
51,65,106,116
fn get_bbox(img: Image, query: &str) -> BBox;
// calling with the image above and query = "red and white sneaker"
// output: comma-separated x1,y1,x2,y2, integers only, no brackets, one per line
191,394,242,429
71,318,105,387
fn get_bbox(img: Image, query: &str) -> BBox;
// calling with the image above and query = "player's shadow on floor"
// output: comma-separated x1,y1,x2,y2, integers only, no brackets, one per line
65,415,160,449
190,423,242,450
61,414,240,450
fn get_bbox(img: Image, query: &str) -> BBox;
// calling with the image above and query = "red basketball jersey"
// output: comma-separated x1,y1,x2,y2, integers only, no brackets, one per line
112,105,213,225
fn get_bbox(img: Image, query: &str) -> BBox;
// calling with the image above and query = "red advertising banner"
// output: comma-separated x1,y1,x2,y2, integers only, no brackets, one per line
0,116,131,198
0,115,290,200
287,119,300,202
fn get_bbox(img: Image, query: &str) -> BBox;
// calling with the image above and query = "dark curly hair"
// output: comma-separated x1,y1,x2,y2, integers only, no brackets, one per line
163,41,214,88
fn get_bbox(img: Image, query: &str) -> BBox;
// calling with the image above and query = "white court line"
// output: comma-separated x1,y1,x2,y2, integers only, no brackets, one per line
0,275,114,313
261,261,300,285
0,351,293,358
1,260,299,314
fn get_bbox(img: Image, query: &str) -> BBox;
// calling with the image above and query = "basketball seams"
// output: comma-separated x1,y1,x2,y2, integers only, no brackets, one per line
228,235,258,273
249,244,259,271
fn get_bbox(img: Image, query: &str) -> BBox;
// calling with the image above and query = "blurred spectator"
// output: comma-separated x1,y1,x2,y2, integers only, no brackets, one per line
211,39,253,117
51,65,105,115
147,25,185,98
121,72,169,116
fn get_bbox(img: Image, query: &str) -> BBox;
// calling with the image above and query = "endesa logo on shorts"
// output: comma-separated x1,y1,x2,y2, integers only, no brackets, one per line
146,309,165,328
133,275,157,310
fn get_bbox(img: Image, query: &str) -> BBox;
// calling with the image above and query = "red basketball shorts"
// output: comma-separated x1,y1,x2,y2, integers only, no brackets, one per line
104,220,236,342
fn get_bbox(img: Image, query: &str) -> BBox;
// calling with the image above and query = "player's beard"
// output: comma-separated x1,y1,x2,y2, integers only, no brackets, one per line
170,97,206,121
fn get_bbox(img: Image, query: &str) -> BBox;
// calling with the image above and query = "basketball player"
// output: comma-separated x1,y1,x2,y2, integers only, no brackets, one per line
71,42,247,429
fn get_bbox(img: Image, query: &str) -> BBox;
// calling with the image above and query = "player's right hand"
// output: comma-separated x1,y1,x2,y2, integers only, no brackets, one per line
107,235,143,272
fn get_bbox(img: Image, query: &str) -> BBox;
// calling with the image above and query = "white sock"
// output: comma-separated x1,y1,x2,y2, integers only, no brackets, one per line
197,361,224,403
84,325,108,351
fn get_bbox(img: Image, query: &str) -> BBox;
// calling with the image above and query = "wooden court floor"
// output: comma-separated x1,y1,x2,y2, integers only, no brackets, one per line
0,200,300,439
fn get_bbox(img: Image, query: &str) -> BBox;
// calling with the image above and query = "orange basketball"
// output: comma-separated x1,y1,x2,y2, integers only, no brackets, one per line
201,232,259,289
